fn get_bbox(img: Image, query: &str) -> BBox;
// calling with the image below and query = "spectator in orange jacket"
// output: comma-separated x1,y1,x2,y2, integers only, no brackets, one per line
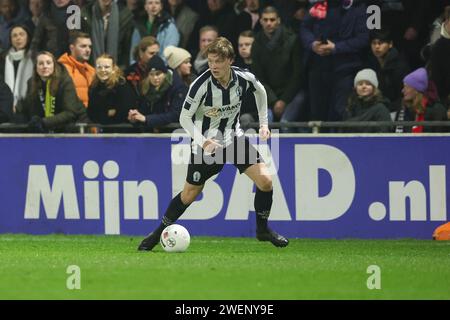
58,31,95,108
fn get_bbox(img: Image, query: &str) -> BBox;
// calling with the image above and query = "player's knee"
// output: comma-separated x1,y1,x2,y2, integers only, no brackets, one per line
257,176,273,192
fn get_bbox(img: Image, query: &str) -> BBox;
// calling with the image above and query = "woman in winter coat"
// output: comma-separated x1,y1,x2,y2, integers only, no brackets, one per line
88,54,137,129
16,51,87,132
0,24,34,114
343,69,392,133
128,54,186,132
130,0,180,61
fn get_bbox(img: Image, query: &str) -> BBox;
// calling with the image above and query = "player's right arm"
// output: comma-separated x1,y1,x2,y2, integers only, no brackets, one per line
179,98,206,146
179,78,220,152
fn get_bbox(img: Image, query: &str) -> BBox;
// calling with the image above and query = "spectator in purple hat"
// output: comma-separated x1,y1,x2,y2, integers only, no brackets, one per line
395,68,448,133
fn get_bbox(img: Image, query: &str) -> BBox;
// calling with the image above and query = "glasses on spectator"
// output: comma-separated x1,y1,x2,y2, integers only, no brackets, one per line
96,65,112,70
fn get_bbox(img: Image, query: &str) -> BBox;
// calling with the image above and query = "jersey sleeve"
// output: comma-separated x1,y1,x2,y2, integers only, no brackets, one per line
179,80,207,148
240,69,268,127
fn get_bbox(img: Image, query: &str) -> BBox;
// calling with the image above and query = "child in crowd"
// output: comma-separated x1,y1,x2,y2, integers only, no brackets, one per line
343,68,392,133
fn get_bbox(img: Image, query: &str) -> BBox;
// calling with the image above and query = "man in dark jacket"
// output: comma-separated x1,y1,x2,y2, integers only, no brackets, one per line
251,6,303,123
301,0,369,122
81,0,134,69
366,0,431,69
187,0,238,55
0,79,13,123
430,6,450,110
366,28,410,112
30,0,73,58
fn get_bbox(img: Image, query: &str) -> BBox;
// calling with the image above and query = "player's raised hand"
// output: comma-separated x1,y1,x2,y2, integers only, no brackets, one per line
202,139,223,154
259,125,271,141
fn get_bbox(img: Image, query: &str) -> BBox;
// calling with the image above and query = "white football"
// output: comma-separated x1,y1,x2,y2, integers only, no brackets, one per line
160,224,191,252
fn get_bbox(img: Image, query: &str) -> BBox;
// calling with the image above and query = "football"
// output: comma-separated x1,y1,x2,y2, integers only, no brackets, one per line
160,224,191,252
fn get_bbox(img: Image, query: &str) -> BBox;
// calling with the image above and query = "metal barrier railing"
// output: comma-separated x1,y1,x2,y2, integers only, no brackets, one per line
0,121,449,134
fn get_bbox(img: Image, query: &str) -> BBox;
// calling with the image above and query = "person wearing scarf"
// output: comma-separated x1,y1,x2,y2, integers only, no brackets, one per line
80,0,134,69
0,25,34,113
16,51,87,133
396,68,447,133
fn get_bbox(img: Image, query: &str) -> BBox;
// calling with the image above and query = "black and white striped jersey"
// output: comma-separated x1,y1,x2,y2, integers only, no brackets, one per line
179,66,268,153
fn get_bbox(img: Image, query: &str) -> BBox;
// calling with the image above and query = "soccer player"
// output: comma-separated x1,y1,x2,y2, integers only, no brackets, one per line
138,37,289,251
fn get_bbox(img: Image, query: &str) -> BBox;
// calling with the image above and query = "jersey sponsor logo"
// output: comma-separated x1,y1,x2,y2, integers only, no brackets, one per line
236,86,242,97
205,107,220,118
204,103,241,118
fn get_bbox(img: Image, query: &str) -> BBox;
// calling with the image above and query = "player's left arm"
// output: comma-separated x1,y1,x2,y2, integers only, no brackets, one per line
250,75,270,141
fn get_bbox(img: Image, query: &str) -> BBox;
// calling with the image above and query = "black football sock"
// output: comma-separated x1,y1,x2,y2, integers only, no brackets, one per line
255,188,273,232
153,193,190,235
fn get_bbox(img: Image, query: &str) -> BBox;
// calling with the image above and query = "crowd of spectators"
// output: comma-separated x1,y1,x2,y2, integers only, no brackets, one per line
0,0,449,133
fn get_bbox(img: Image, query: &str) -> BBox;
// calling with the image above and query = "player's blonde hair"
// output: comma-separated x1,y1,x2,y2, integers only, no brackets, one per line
204,37,235,60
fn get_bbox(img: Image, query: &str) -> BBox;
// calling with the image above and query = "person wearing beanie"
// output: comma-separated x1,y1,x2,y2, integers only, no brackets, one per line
125,36,161,96
353,69,379,89
164,46,191,70
403,68,428,93
163,45,193,86
128,54,187,132
146,54,168,74
395,68,448,133
343,68,392,133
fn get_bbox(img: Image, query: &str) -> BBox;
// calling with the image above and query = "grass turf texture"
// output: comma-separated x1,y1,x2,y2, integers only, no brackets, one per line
0,234,449,300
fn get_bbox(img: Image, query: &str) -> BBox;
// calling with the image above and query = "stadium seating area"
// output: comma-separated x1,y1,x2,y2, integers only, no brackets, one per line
0,0,449,133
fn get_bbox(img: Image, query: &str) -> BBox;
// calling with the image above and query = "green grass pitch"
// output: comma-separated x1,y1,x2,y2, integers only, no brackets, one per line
0,234,449,300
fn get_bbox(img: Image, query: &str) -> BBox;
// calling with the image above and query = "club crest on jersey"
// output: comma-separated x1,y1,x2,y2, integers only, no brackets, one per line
236,86,242,97
193,171,201,183
205,107,220,118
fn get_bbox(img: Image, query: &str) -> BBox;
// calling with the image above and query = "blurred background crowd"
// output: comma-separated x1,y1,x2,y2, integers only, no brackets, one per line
0,0,449,133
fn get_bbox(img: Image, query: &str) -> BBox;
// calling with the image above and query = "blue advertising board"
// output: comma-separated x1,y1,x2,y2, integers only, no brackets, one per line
0,134,448,239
